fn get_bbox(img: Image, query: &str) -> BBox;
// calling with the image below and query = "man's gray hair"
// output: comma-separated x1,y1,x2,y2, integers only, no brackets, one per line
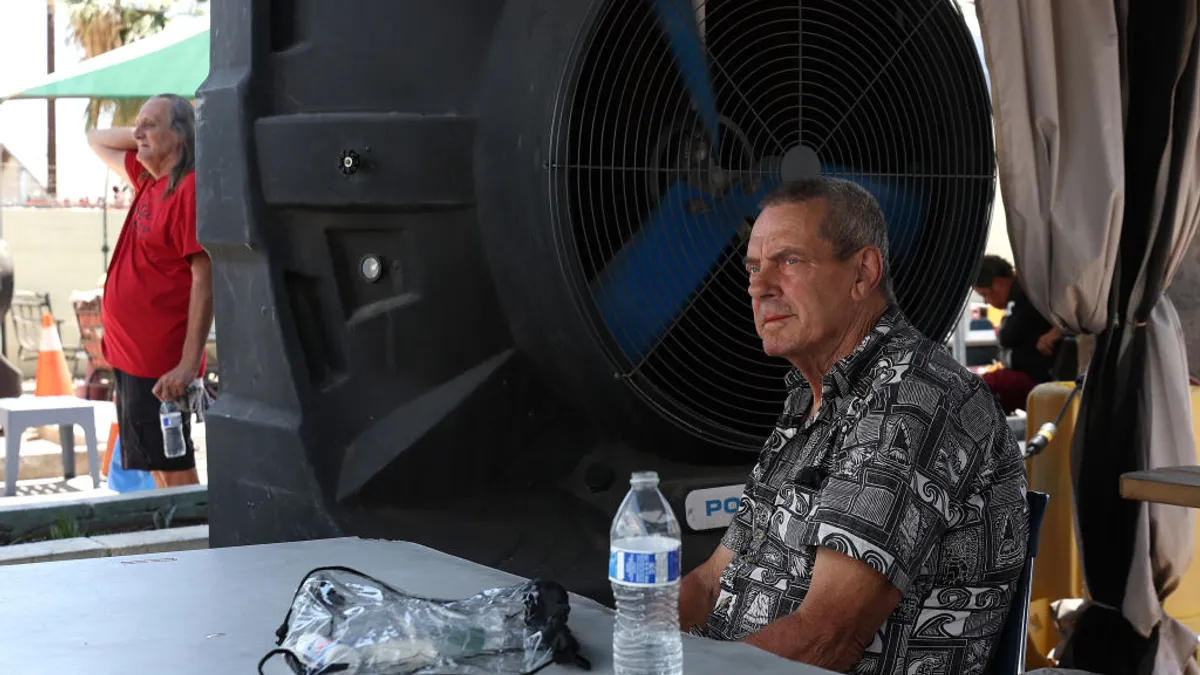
759,177,895,304
151,93,195,197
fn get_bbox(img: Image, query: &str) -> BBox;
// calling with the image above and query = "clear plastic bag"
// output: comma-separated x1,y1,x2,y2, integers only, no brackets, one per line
258,566,591,675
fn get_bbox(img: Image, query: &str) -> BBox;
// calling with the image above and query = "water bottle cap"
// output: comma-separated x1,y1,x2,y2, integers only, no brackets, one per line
630,471,659,486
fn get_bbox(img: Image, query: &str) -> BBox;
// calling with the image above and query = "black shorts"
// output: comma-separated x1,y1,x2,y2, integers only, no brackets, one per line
114,368,196,472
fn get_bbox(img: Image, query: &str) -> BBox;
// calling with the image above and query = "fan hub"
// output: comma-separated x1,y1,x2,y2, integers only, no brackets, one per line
780,144,822,183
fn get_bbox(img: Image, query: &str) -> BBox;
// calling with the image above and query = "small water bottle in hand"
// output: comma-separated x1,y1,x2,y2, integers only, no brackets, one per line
609,470,683,675
159,401,186,459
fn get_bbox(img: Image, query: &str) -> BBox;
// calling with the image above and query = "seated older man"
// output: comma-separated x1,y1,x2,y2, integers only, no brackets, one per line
679,178,1029,674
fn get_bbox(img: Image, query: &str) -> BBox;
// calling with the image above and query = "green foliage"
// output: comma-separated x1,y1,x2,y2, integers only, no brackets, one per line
61,0,173,128
49,512,82,540
152,504,177,530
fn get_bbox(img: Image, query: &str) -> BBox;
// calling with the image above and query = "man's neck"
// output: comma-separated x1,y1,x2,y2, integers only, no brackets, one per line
144,154,180,180
1008,277,1023,305
144,162,166,179
791,301,888,414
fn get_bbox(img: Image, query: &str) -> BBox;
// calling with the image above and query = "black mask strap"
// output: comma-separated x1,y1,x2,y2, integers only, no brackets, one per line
257,647,351,675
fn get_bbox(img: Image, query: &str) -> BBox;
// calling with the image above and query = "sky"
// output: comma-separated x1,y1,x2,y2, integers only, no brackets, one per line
0,0,205,201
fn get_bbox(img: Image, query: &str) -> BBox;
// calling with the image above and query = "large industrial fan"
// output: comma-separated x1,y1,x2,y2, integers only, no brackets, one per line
504,0,996,451
200,0,993,604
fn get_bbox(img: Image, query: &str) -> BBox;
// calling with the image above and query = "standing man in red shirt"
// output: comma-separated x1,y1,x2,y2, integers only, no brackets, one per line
85,94,212,488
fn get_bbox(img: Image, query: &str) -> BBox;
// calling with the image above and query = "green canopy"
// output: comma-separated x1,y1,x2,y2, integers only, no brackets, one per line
1,24,208,101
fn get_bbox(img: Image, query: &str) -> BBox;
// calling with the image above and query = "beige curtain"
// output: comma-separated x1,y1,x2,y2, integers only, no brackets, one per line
977,1,1123,335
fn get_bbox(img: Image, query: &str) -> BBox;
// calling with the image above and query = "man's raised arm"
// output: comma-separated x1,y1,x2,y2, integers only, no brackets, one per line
86,127,137,185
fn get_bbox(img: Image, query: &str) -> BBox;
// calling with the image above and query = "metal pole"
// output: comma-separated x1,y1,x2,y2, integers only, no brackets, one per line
46,0,56,198
952,298,970,365
101,170,110,269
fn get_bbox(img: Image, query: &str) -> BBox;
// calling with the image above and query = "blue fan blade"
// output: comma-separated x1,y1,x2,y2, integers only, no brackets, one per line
651,0,720,145
594,166,927,362
593,176,780,361
822,164,928,269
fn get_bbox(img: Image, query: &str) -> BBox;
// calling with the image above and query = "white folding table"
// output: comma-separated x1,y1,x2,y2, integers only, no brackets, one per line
0,536,835,675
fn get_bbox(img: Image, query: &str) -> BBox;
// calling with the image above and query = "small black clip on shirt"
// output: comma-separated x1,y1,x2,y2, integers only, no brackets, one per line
796,465,827,490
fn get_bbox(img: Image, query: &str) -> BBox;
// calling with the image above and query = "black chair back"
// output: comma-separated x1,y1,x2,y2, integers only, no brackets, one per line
988,490,1050,675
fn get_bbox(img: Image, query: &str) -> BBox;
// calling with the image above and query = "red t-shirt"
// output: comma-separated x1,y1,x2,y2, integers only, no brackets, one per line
101,151,206,379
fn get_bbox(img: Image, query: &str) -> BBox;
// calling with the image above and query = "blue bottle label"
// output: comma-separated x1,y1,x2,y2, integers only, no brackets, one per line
160,412,182,430
608,547,681,586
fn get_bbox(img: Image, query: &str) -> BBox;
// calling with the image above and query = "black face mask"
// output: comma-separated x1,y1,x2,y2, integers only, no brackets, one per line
258,566,591,675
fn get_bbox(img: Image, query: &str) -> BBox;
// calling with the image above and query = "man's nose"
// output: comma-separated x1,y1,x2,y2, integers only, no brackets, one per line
748,270,778,300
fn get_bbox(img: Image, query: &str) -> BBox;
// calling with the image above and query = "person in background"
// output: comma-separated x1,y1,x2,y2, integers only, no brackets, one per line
972,255,1062,413
85,94,211,489
679,178,1028,673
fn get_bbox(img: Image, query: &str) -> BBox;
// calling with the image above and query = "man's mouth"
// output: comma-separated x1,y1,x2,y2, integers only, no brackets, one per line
762,314,792,325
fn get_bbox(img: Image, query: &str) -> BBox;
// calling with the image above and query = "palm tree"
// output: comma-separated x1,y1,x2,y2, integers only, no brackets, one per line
62,0,172,129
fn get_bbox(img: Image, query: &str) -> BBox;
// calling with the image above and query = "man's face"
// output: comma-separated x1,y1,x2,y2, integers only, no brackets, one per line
133,98,178,174
973,277,1012,310
744,200,864,361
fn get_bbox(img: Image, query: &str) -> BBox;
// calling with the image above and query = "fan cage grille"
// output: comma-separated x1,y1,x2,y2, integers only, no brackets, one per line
547,0,995,451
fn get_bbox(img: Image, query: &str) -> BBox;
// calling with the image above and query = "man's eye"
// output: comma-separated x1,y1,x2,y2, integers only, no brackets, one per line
747,266,760,275
785,258,799,265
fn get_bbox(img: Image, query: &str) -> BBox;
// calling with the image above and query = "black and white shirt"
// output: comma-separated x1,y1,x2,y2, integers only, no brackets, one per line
704,306,1028,675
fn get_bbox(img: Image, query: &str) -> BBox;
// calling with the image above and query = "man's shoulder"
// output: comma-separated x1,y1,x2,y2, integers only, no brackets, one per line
874,323,980,392
164,171,197,210
856,324,1018,498
862,323,1002,429
176,171,197,195
896,331,1015,447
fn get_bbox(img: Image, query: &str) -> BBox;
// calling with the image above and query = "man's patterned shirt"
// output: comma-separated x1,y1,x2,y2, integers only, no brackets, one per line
704,306,1029,675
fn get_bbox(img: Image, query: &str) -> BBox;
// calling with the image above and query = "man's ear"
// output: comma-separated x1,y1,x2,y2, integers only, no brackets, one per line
851,246,884,301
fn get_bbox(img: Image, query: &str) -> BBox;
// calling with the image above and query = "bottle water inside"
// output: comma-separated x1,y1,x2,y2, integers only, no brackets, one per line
609,470,683,675
159,401,186,459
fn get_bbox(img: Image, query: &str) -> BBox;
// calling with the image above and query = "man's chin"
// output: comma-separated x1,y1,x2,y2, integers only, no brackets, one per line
760,340,787,358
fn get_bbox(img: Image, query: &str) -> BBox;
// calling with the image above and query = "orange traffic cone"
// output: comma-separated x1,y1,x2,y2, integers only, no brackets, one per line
35,312,74,397
101,418,119,479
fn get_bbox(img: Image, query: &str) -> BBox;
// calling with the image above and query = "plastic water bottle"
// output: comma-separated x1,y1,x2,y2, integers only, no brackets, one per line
609,471,683,675
159,401,186,458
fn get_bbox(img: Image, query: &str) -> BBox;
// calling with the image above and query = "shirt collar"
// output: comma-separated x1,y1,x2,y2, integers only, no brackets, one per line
784,304,908,399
